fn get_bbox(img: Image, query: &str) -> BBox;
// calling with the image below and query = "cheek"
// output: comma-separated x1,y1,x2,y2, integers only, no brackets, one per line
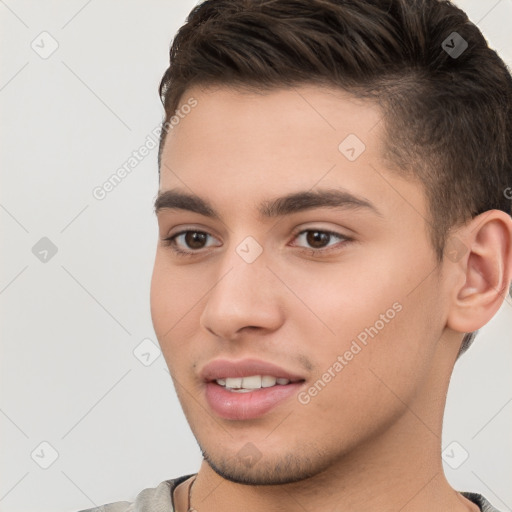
150,253,201,349
281,253,404,341
150,254,172,336
285,247,439,382
291,297,435,444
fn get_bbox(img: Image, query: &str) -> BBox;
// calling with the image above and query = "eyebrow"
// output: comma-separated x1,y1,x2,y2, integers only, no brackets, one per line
154,188,381,218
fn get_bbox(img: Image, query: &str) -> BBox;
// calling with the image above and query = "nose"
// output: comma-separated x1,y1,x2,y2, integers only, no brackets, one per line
199,245,285,341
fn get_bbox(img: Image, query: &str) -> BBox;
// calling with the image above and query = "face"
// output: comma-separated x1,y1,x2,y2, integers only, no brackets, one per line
150,84,450,485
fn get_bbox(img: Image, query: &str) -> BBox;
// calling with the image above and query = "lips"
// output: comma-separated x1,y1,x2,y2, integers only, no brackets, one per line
200,358,306,420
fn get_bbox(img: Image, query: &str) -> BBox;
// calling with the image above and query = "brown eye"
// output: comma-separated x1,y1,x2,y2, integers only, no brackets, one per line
306,231,331,248
291,229,350,253
162,229,221,256
184,231,208,249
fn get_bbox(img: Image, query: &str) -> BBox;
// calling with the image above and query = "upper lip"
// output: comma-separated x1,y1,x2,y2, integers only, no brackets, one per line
200,358,306,382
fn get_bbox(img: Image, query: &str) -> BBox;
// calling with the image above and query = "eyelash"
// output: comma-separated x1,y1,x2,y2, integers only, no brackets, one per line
161,228,352,258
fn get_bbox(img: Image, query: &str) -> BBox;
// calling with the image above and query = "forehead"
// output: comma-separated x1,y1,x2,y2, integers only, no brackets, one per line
163,83,384,163
158,84,425,221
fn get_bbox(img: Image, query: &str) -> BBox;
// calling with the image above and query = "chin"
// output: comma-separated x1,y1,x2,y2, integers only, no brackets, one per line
201,446,331,486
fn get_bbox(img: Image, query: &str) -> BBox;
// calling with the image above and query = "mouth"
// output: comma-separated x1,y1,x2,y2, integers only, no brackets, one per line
200,358,306,420
214,374,301,392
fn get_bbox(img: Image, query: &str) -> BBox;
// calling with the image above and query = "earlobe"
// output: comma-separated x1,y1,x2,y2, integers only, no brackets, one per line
446,211,512,335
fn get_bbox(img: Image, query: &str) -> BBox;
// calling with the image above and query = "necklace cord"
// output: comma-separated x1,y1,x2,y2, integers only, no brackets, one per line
187,476,197,512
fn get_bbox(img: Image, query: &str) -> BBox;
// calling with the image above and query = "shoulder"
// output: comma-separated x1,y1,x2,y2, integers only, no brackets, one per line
461,491,503,512
75,475,195,512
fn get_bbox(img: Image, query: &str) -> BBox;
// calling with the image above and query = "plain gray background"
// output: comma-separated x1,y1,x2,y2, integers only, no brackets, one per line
1,1,511,511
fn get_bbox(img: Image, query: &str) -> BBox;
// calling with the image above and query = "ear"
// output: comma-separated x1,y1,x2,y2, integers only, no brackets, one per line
446,210,512,335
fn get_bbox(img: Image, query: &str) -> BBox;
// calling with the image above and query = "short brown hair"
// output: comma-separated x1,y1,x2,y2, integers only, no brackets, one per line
157,0,512,354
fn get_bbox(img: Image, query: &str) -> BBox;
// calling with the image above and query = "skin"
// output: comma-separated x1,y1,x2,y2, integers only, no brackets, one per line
150,84,512,512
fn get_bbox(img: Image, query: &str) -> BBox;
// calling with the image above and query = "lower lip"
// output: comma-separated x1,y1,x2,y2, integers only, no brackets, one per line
205,381,304,420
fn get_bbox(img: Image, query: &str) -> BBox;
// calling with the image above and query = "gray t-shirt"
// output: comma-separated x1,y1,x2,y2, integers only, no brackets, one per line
77,475,502,512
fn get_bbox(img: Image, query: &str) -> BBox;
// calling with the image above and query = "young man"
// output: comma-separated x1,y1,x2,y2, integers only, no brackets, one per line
80,0,512,511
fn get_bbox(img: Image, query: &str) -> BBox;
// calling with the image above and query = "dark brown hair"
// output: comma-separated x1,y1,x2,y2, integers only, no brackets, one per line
157,0,512,354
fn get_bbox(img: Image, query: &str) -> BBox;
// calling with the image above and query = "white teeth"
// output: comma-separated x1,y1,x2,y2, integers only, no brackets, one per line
225,377,242,389
215,375,292,390
261,375,277,388
241,375,262,389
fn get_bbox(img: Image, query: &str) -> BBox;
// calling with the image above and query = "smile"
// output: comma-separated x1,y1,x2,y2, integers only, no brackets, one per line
215,375,295,391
